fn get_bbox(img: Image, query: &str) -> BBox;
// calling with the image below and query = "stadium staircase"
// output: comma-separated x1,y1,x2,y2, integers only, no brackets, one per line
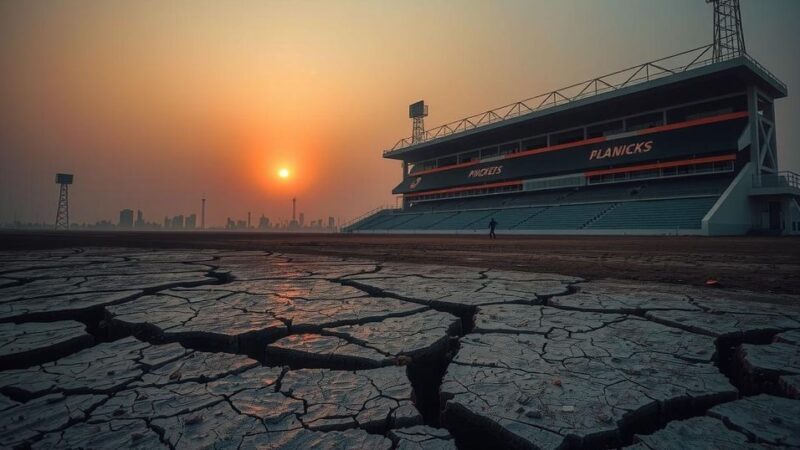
580,203,620,229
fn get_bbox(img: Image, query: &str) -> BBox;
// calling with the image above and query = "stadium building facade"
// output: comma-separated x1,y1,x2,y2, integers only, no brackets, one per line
346,45,798,236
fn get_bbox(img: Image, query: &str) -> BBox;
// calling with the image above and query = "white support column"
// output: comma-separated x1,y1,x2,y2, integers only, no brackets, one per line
746,85,761,185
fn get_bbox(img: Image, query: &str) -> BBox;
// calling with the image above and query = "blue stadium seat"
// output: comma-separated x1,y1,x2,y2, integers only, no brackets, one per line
587,197,717,230
348,175,729,233
514,203,614,230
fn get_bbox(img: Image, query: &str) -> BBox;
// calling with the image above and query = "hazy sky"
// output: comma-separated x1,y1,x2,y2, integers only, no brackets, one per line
1,0,798,226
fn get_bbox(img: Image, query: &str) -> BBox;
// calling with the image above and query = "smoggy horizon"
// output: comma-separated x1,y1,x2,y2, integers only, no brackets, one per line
1,0,798,227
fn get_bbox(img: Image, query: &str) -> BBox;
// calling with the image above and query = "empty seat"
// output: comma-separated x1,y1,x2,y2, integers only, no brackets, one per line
514,203,614,230
347,175,729,232
588,197,717,230
391,212,457,230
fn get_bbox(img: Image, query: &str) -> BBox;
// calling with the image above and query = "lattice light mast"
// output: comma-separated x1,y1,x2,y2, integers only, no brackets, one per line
707,0,746,62
54,173,73,230
409,100,428,144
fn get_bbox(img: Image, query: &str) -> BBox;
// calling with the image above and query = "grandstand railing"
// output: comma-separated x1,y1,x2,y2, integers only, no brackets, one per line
755,171,800,190
340,205,399,231
385,45,784,155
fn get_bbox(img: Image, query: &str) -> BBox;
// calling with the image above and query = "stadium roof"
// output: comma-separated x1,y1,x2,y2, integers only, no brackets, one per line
383,45,787,161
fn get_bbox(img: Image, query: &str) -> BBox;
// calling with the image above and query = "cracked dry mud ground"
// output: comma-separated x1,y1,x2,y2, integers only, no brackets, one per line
0,248,798,449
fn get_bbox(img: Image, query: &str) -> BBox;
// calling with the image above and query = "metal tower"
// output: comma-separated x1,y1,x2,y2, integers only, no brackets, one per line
54,173,73,230
201,195,206,229
707,0,746,62
409,101,428,144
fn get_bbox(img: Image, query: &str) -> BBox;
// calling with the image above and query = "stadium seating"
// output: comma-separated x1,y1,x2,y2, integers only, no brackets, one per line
390,212,458,230
435,209,497,230
636,176,730,199
369,213,422,230
348,210,396,231
515,203,614,230
587,197,717,230
563,183,643,203
347,175,732,233
489,207,543,230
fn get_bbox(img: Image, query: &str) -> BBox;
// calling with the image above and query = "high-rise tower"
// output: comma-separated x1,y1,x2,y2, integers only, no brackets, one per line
54,173,73,230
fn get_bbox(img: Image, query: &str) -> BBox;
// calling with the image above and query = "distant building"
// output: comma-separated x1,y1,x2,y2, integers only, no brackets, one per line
135,210,145,228
164,216,170,229
328,216,335,229
186,214,197,229
119,209,134,228
258,215,270,229
299,213,305,227
171,215,184,229
236,219,246,229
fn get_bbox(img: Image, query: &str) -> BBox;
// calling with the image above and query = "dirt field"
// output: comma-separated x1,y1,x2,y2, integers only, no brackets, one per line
2,230,798,295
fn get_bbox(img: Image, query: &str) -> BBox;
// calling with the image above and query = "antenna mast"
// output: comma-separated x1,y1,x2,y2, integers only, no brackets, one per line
707,0,746,62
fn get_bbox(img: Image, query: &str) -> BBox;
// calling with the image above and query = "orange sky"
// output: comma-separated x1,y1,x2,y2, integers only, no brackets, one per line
1,0,798,226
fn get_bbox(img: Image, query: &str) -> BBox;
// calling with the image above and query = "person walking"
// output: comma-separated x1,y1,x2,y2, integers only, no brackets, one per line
488,217,497,239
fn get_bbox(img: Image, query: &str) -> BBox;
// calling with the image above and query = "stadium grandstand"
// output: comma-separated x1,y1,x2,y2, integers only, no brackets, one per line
345,0,799,236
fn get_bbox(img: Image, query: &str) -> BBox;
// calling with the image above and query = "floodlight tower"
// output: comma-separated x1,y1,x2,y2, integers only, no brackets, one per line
707,0,746,62
409,100,428,144
54,173,73,230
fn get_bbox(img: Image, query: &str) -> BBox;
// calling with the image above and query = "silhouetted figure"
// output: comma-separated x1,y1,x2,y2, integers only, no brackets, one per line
488,218,497,239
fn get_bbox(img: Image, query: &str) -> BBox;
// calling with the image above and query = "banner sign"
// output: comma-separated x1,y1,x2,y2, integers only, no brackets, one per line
393,116,746,194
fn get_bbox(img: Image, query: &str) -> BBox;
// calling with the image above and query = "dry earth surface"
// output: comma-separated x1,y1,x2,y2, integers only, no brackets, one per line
1,231,799,294
0,242,798,448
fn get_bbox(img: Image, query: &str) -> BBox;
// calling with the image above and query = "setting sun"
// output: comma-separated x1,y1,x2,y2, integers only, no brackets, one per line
278,168,290,179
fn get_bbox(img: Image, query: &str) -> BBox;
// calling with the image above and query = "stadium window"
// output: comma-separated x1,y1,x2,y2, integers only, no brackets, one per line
413,160,437,172
499,142,520,155
586,120,624,138
438,155,457,167
666,96,745,123
630,169,657,180
522,136,547,151
409,162,426,173
550,128,584,145
661,167,677,176
625,112,663,131
480,146,499,158
459,151,479,163
695,163,709,173
714,161,733,172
